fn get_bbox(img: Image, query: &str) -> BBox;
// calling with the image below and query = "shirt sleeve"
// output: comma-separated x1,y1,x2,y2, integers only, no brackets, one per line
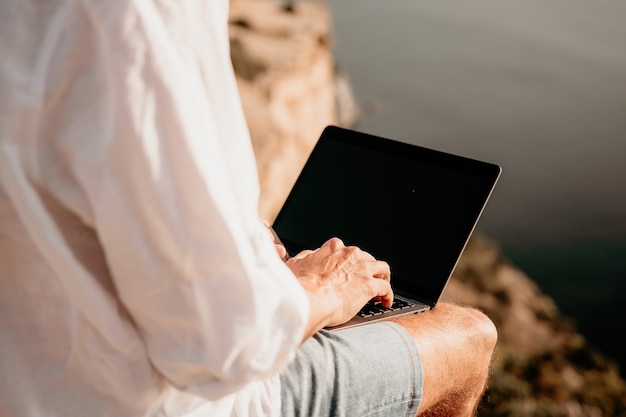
41,2,310,400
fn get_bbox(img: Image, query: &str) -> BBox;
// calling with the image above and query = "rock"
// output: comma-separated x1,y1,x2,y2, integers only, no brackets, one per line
229,0,354,221
446,233,626,417
443,234,566,357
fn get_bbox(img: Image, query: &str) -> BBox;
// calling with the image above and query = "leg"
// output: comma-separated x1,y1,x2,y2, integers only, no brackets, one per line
392,302,498,417
280,322,423,417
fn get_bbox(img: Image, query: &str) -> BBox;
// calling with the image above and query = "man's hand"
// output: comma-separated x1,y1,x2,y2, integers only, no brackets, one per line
286,238,393,338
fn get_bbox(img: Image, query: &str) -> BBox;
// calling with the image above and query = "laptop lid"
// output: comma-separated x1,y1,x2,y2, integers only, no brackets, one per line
272,125,501,308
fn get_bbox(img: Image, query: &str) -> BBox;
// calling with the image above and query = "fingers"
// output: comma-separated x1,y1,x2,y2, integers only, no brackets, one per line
372,278,394,308
292,236,391,284
367,260,393,307
289,236,395,327
322,238,393,304
372,260,391,281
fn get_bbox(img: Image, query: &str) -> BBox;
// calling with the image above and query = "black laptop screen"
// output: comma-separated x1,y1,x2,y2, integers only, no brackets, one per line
273,126,500,305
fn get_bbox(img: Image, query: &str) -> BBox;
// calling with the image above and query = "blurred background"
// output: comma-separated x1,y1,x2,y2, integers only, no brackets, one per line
324,0,626,375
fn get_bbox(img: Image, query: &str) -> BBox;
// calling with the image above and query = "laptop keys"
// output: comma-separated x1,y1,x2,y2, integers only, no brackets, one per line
357,298,416,317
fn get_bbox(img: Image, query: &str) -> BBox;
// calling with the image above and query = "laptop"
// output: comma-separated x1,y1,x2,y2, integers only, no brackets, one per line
272,125,501,330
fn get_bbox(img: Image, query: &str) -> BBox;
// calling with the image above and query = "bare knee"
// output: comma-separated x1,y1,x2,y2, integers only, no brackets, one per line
458,304,498,359
430,303,497,378
397,302,497,357
392,303,498,416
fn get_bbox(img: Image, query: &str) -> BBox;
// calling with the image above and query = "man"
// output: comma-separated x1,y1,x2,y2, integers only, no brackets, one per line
0,1,497,416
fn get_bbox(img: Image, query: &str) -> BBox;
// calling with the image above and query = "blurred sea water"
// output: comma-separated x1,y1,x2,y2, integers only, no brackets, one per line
324,0,626,373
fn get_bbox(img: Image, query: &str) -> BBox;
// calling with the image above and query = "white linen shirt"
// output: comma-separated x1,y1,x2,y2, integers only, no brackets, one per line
0,1,310,416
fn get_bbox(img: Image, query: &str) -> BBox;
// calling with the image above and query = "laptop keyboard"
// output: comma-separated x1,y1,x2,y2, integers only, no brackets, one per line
357,297,417,318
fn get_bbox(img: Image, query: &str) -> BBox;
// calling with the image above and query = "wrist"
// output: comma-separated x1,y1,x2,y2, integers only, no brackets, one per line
298,277,336,341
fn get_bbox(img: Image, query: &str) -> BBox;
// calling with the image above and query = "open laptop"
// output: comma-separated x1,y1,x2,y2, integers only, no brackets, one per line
272,125,501,330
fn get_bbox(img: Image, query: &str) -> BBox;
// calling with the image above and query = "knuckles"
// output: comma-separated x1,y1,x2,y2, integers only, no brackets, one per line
343,246,360,257
326,237,345,250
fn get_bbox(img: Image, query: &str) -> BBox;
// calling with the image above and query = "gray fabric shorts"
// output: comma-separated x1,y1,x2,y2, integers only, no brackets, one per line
280,321,423,417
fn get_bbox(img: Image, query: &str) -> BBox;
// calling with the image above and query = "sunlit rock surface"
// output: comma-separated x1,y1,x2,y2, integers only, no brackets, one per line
230,1,626,416
448,234,626,416
230,0,357,221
